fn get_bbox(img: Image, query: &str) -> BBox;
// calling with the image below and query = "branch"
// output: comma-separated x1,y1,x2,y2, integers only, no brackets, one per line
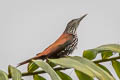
8,56,120,78
8,67,69,78
94,56,120,63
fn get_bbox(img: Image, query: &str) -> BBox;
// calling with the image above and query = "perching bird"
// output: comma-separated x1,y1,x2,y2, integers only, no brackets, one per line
17,14,87,67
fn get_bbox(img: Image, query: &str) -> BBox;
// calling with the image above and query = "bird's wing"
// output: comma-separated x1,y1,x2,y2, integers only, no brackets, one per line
17,34,73,67
36,33,73,57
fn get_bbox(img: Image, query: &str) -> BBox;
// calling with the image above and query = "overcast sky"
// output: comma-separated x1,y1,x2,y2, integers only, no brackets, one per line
0,0,120,80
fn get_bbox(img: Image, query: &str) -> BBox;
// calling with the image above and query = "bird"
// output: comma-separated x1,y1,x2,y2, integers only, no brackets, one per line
17,14,87,67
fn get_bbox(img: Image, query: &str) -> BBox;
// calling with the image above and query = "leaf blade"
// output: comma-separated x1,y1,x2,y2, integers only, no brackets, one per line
28,62,39,72
70,56,114,80
8,65,22,80
97,64,112,76
33,74,46,80
97,44,120,53
49,56,115,80
49,57,94,78
56,71,72,80
101,51,113,59
112,60,120,79
83,44,120,60
32,60,62,80
75,69,93,80
0,70,8,80
83,49,97,60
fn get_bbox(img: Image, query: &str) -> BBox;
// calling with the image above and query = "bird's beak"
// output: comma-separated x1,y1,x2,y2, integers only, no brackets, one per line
77,14,88,23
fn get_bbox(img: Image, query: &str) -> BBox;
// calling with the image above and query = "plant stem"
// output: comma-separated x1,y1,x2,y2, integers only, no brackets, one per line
94,56,120,63
8,56,120,78
8,67,69,78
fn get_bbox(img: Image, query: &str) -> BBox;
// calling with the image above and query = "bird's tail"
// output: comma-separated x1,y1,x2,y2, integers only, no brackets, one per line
16,56,40,67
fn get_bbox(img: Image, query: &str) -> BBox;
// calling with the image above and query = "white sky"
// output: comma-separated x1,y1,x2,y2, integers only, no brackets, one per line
0,0,120,80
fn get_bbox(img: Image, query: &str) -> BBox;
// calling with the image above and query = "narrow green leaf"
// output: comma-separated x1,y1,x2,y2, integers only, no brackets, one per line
97,44,120,53
49,56,115,80
83,49,97,60
32,60,62,80
33,74,46,80
70,56,114,80
97,64,112,76
8,65,22,80
83,44,120,60
112,60,120,79
47,60,57,67
56,71,72,80
75,69,93,80
0,70,8,80
49,57,94,78
28,62,39,72
101,51,113,59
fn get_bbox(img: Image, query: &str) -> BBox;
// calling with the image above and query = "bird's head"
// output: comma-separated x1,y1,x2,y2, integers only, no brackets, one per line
64,14,87,34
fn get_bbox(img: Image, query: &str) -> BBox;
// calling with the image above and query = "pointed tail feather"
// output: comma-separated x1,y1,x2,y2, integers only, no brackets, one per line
16,56,39,67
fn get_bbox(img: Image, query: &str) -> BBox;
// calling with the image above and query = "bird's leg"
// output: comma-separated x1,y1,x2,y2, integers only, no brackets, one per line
46,57,49,62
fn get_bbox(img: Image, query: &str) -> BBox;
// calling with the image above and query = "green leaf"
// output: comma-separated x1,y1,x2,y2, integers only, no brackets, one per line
0,70,8,80
33,74,46,80
83,49,97,60
70,56,114,80
75,69,93,80
32,60,62,80
47,60,57,67
112,60,120,79
50,57,94,78
56,71,72,80
8,65,22,80
83,44,120,60
28,62,39,72
97,64,112,76
49,56,115,80
97,44,120,53
101,51,113,59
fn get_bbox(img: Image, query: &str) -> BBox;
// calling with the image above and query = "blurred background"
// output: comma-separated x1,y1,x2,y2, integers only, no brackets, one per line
0,0,120,80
